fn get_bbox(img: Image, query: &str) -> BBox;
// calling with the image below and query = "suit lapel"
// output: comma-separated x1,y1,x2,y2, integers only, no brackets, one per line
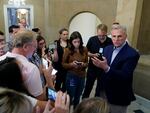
111,43,128,66
105,46,114,65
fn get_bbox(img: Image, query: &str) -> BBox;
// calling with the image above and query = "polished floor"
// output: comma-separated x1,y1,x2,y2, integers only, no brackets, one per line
70,81,150,113
128,96,150,113
89,81,150,113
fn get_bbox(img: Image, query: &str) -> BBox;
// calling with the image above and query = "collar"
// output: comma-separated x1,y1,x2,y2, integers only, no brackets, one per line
6,52,28,61
114,41,126,50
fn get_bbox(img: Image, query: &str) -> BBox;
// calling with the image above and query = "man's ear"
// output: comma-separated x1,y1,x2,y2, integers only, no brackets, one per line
22,43,29,52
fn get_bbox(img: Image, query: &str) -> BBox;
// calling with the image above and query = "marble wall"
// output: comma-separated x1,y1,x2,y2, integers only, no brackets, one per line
116,0,143,49
0,0,117,43
45,0,117,42
137,0,150,54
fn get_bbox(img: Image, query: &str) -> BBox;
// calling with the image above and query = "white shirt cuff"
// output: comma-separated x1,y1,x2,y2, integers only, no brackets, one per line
105,66,110,73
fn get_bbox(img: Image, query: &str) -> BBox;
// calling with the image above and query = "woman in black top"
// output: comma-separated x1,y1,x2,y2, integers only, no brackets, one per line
53,28,69,92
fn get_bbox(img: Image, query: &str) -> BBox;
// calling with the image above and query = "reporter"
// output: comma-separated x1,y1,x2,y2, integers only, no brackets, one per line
62,31,88,109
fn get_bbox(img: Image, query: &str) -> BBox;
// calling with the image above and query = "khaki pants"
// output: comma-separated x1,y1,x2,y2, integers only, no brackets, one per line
109,104,127,113
99,91,127,113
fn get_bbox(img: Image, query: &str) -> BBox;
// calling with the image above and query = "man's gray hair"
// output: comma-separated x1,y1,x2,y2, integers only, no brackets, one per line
111,24,127,34
13,30,36,48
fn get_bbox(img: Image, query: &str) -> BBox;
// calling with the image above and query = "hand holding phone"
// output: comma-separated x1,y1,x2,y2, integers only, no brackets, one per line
47,88,57,101
42,58,49,69
52,69,57,75
75,61,82,65
97,53,104,61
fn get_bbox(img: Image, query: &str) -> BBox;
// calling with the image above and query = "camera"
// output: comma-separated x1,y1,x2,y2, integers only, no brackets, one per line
46,88,57,101
48,42,57,54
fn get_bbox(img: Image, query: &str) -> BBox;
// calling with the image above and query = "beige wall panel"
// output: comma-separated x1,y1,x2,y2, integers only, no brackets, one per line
137,0,150,54
116,0,143,49
47,0,117,42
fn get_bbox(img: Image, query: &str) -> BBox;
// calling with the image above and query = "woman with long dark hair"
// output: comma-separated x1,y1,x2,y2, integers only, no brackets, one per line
62,31,88,109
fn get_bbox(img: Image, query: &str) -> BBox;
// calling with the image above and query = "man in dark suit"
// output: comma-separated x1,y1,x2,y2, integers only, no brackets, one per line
92,25,140,113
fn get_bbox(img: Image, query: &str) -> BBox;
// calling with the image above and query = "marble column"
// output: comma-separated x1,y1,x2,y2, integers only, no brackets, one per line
116,0,143,48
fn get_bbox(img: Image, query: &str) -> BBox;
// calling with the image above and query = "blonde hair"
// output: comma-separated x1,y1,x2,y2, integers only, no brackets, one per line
74,97,109,113
13,30,37,48
0,87,33,113
97,24,108,32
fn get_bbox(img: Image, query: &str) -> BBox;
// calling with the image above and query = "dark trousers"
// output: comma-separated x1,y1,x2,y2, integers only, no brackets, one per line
82,68,102,98
66,72,85,109
55,71,67,92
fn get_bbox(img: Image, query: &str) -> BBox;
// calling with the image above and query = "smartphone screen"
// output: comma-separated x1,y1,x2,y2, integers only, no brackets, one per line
98,48,103,61
47,88,57,101
42,58,48,69
99,48,103,54
52,69,57,75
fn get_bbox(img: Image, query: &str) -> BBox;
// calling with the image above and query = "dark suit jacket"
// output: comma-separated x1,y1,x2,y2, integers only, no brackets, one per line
102,43,140,106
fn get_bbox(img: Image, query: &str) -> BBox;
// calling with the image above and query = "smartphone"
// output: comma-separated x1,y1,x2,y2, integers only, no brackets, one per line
97,48,104,61
97,53,103,61
76,62,82,65
47,88,57,101
76,61,82,65
42,58,49,69
52,69,57,75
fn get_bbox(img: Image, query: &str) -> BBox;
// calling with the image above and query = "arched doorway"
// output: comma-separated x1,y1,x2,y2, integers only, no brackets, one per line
69,12,101,46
